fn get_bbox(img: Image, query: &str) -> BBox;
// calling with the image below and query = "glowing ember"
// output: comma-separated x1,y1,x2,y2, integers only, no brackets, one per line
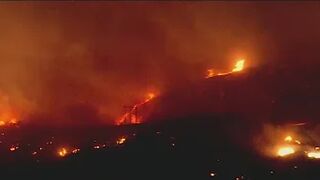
116,137,126,145
205,69,215,78
277,146,295,157
32,151,38,155
209,172,216,177
57,147,68,157
116,92,156,125
93,145,100,149
146,93,155,100
9,118,18,125
72,148,80,154
9,147,17,151
0,118,19,127
284,136,293,142
284,135,301,144
307,151,320,159
295,140,301,145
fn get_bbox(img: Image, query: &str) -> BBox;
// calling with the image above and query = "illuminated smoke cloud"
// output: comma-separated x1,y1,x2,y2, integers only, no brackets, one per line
0,2,319,125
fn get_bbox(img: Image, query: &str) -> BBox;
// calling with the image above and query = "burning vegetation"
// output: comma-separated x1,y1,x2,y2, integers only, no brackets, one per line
57,147,68,157
307,150,320,159
277,134,320,159
276,135,299,157
116,93,156,125
116,136,126,145
0,93,20,127
205,59,245,78
277,146,295,157
1,2,320,179
255,124,320,160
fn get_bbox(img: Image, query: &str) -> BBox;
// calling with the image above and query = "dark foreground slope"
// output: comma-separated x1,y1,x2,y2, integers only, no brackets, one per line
2,121,320,180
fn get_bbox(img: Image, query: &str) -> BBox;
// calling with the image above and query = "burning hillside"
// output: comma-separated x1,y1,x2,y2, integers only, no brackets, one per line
116,93,156,125
116,59,245,126
1,2,320,179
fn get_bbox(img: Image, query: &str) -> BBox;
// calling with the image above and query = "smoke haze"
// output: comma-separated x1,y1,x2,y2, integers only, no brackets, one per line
0,2,319,124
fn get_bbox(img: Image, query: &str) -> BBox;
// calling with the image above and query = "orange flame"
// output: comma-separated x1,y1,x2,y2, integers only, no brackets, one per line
0,116,18,127
307,151,320,159
232,59,245,72
0,121,5,126
0,93,20,127
284,136,293,142
205,69,215,78
206,59,246,78
57,147,68,157
277,146,295,157
274,134,308,158
116,93,156,125
116,137,126,145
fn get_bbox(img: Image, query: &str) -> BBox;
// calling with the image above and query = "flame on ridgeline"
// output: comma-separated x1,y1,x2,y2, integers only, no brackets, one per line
116,93,155,125
232,59,245,72
205,59,245,78
206,69,215,78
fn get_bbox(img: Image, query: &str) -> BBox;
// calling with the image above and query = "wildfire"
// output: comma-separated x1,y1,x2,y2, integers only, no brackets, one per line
116,137,126,145
0,93,20,127
275,135,299,157
9,118,18,125
116,92,156,125
205,69,215,78
272,133,320,160
284,136,293,142
232,59,245,72
307,151,320,159
0,117,19,127
277,146,295,157
57,147,68,157
205,59,246,78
